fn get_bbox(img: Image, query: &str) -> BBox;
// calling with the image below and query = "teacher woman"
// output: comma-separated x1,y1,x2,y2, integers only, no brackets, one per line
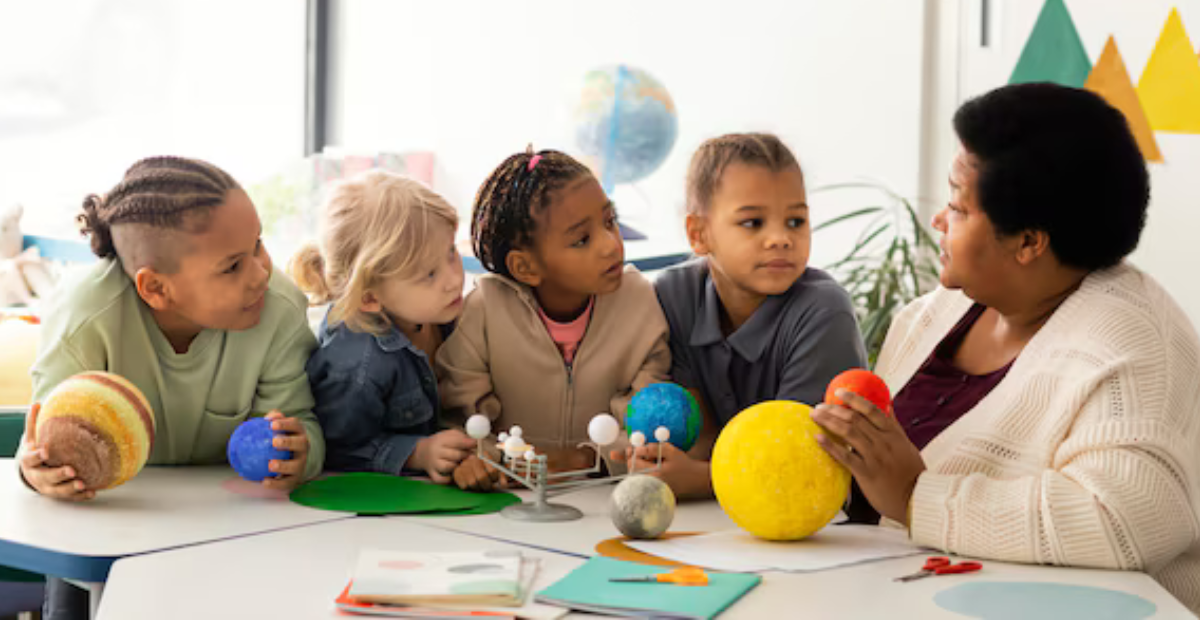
813,82,1200,611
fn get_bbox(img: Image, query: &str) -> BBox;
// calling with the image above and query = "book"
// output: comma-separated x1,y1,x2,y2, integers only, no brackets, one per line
535,557,761,620
337,551,566,619
348,550,522,607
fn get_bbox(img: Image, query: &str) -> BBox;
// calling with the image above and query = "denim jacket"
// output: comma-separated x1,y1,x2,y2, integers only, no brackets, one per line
306,310,450,474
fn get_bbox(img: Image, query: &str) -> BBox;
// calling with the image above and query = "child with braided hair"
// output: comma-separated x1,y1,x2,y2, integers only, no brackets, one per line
19,156,325,618
437,147,670,490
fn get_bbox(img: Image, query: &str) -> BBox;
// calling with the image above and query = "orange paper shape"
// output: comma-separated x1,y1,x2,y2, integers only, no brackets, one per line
595,532,702,567
1137,9,1200,134
1086,37,1163,162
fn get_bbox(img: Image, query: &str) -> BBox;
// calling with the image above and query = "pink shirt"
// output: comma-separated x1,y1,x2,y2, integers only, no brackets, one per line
537,298,594,365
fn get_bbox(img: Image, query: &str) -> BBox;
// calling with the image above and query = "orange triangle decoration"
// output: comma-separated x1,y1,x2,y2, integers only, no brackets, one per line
1137,9,1200,134
1086,37,1163,162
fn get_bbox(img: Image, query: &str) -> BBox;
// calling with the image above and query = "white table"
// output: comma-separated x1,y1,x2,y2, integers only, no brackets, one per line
0,460,354,614
94,516,1196,619
395,485,1194,618
96,518,583,620
732,555,1194,619
394,482,737,557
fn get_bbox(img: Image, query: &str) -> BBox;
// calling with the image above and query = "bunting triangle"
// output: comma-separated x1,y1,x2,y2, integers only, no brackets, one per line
1085,37,1163,162
1137,9,1200,134
1009,0,1092,87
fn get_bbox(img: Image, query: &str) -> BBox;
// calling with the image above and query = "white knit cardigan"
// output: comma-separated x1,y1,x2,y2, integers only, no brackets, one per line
876,263,1200,611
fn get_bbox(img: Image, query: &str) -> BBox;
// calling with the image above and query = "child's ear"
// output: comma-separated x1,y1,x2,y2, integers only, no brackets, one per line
685,213,711,256
134,268,172,311
359,291,383,314
505,249,542,287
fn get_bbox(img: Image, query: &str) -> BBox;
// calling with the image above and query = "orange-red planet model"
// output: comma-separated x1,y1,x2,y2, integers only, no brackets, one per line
825,369,892,414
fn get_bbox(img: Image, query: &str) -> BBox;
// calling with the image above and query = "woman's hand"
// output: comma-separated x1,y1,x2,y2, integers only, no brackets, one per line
811,388,926,524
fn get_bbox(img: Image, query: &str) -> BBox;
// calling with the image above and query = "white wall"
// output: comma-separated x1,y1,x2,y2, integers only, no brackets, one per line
949,0,1200,326
0,0,306,238
331,0,930,270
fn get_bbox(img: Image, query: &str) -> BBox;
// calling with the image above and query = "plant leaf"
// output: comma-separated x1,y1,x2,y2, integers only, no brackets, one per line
813,206,886,233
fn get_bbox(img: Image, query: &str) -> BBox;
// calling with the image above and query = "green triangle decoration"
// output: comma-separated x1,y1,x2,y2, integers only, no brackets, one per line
1009,0,1092,87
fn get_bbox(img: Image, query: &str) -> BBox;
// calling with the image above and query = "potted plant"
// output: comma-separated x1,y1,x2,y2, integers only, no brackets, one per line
812,181,942,366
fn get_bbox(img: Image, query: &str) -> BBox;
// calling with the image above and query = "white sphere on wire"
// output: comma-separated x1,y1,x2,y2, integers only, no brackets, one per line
654,427,671,443
510,426,524,439
588,414,620,446
630,431,646,448
504,435,526,453
498,432,509,442
465,415,491,440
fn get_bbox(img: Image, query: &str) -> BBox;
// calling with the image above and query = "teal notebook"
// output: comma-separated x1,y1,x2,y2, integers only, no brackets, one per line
535,557,761,619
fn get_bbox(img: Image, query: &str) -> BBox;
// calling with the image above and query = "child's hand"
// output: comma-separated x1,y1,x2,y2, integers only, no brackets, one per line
261,410,310,492
542,446,596,477
411,430,476,484
452,454,504,491
610,443,713,500
17,404,95,501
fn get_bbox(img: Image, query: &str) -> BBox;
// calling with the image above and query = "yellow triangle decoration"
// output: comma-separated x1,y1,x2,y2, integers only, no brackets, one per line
1137,9,1200,134
1086,37,1163,162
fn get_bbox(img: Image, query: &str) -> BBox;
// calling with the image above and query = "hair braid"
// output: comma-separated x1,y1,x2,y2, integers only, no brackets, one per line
471,147,592,279
77,156,240,260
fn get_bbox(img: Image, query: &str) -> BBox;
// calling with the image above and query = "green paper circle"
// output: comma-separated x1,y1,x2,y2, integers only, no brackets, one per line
419,491,522,516
289,473,515,515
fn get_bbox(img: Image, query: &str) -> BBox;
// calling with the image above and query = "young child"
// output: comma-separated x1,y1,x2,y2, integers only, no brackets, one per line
621,133,867,499
18,156,324,618
437,148,670,490
292,171,476,482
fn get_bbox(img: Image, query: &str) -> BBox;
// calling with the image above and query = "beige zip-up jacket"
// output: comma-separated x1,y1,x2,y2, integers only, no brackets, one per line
436,266,670,459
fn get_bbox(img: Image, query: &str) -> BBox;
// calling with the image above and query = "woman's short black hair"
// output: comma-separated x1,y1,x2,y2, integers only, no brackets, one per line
953,83,1149,271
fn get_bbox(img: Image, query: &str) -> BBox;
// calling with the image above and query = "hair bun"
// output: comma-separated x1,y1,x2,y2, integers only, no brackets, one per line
78,194,116,259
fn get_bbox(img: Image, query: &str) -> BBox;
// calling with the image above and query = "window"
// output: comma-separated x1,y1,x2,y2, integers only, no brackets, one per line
0,0,306,244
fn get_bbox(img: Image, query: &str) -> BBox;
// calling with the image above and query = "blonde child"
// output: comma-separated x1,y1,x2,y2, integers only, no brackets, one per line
620,133,867,498
19,156,324,617
438,148,670,490
292,171,475,482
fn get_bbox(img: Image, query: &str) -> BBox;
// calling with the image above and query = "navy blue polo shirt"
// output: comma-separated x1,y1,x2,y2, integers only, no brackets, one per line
654,258,867,426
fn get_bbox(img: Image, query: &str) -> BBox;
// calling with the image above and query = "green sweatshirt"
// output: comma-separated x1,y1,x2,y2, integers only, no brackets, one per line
29,259,324,480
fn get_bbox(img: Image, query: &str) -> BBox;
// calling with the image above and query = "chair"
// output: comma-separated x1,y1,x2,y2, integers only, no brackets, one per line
0,410,45,619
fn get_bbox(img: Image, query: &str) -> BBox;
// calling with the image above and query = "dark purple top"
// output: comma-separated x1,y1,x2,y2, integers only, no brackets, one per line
892,303,1013,449
845,303,1013,523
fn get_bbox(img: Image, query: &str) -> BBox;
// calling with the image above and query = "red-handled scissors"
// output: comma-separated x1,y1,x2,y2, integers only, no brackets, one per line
894,556,982,582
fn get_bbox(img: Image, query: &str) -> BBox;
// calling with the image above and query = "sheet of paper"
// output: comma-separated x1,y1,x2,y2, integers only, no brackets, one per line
626,524,925,573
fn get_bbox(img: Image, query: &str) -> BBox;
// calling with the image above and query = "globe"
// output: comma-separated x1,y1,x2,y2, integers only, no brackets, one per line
626,382,702,451
574,64,678,189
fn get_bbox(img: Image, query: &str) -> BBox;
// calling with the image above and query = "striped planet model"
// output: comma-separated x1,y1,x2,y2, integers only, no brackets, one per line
36,371,156,490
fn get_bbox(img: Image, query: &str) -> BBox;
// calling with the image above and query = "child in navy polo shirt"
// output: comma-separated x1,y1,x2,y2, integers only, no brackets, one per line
618,133,866,499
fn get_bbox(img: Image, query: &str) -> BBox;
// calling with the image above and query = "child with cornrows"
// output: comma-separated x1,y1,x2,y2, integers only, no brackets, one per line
437,147,670,490
20,156,324,618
